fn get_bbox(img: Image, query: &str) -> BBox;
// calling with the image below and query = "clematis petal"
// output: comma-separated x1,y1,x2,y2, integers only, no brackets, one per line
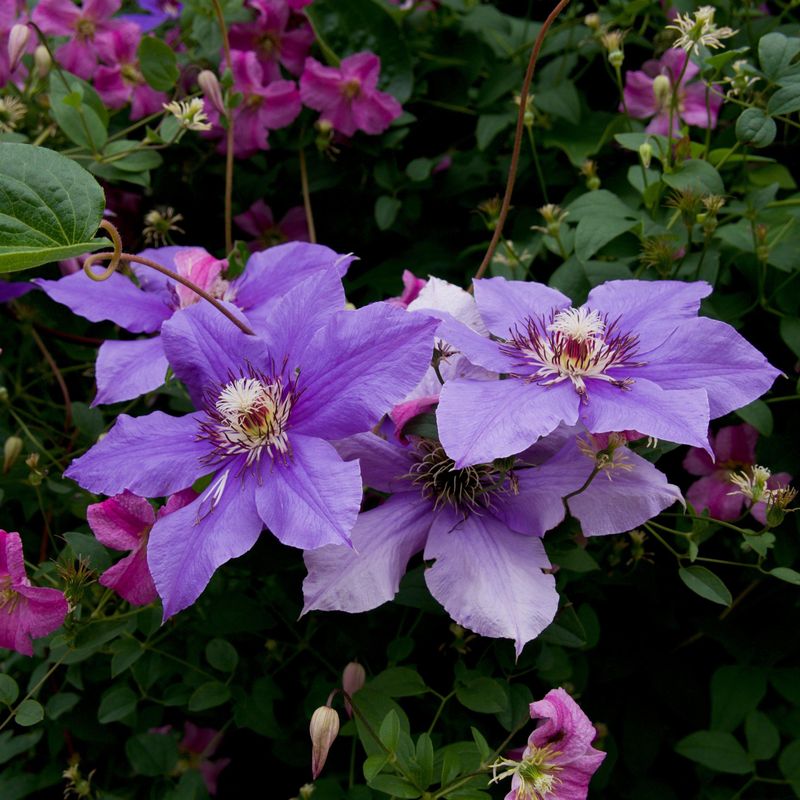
687,474,744,521
87,491,155,550
473,277,571,337
334,433,416,494
93,336,169,406
99,547,157,606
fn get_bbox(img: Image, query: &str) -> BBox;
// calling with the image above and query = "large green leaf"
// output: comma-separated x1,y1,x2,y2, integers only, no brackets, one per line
0,143,107,273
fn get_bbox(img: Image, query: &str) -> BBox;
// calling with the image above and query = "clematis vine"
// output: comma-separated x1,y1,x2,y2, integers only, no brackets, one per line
35,242,354,405
435,277,779,467
0,530,69,656
65,274,437,619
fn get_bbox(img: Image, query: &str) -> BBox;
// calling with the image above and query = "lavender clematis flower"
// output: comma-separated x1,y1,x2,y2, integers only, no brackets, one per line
436,277,780,467
121,0,182,31
65,281,437,619
35,242,355,405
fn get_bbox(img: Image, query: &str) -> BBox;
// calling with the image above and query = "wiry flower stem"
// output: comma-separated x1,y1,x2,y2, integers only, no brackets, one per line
83,220,255,337
299,147,317,244
474,0,572,282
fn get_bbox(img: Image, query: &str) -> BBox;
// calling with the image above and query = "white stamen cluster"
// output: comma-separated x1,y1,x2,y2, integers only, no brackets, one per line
489,746,562,800
0,96,26,133
547,307,605,342
728,465,772,503
163,98,212,131
667,6,737,55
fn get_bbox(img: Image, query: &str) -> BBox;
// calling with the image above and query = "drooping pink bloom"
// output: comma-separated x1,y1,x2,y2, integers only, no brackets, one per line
387,270,427,309
0,4,29,87
87,489,196,606
493,688,605,800
622,49,723,135
229,0,315,80
151,722,230,795
300,52,402,137
31,0,125,80
683,423,791,524
0,530,69,656
170,248,231,308
204,50,301,157
94,26,168,119
234,199,309,251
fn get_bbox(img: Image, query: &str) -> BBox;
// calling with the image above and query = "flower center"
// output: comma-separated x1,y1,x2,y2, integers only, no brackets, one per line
0,577,20,614
121,63,142,85
200,375,293,468
341,79,361,100
489,745,562,800
75,18,95,39
500,306,642,400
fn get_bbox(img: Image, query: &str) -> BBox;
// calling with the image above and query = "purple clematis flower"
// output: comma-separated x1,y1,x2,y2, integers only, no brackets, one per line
435,277,780,467
65,279,437,619
31,0,125,80
299,52,403,137
35,242,355,405
302,426,681,655
234,199,309,251
622,49,723,135
0,530,69,656
492,687,605,800
87,488,196,605
121,0,182,31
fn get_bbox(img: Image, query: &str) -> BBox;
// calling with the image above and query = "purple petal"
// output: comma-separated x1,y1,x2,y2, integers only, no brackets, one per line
334,433,415,493
0,282,34,303
633,317,781,419
579,378,711,452
87,491,155,550
433,316,510,373
65,411,210,497
687,474,744,520
423,509,558,657
148,465,263,619
302,494,430,613
292,302,438,440
254,434,362,549
473,277,571,337
34,271,172,333
437,378,579,467
93,336,169,406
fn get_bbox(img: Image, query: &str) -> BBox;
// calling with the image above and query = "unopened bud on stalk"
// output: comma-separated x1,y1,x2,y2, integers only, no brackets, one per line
639,142,653,169
8,24,30,73
198,70,225,115
309,705,339,780
342,662,366,718
652,74,671,105
34,45,51,78
3,436,23,473
584,13,601,30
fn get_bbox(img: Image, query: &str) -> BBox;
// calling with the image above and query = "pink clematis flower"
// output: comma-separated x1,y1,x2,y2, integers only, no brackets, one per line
387,270,427,309
622,49,723,135
151,722,231,794
0,530,69,656
94,26,168,119
300,52,403,137
492,688,605,800
683,423,791,525
234,199,309,252
31,0,126,80
87,489,196,605
204,50,301,157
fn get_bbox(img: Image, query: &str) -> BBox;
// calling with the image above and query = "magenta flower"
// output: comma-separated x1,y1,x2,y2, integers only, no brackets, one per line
229,0,314,80
0,5,30,88
622,49,723,135
683,423,791,524
435,278,779,467
87,489,196,605
65,280,437,619
31,0,125,80
300,52,402,137
234,199,309,251
179,722,231,795
204,50,301,157
0,530,68,656
492,688,605,800
94,26,168,119
387,270,427,309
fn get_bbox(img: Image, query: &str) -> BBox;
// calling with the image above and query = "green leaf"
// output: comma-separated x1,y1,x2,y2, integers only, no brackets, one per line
0,730,43,766
63,531,111,572
367,775,421,798
379,710,401,752
375,195,401,230
440,748,462,786
48,72,108,151
456,678,509,714
735,399,773,436
0,143,107,273
566,189,637,221
138,37,179,91
536,81,580,124
745,711,780,760
574,215,637,263
780,741,800,797
675,731,753,774
476,112,514,150
470,727,491,761
363,753,390,781
678,566,732,607
14,700,44,727
126,732,180,777
98,686,138,723
45,693,79,721
758,32,800,81
205,638,239,673
711,666,767,732
768,85,800,116
188,681,231,712
416,733,434,788
101,141,164,173
370,667,428,697
110,637,145,678
663,159,724,194
735,108,776,149
770,567,800,585
406,158,432,182
0,675,19,706
352,687,410,757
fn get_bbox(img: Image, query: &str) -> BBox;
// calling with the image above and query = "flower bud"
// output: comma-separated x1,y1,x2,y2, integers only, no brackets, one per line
652,74,671,105
3,436,23,474
584,13,601,30
639,142,653,169
34,45,51,79
198,70,225,115
8,24,30,74
309,706,339,780
608,49,624,68
342,662,366,718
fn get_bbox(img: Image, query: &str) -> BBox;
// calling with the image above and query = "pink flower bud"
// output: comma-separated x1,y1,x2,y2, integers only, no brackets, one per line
309,705,339,780
198,70,225,115
342,662,366,718
34,45,51,79
8,24,30,74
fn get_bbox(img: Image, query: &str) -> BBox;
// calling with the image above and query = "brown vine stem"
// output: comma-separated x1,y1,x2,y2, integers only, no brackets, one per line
299,147,317,244
474,0,572,282
211,0,235,255
30,327,72,431
84,220,255,337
